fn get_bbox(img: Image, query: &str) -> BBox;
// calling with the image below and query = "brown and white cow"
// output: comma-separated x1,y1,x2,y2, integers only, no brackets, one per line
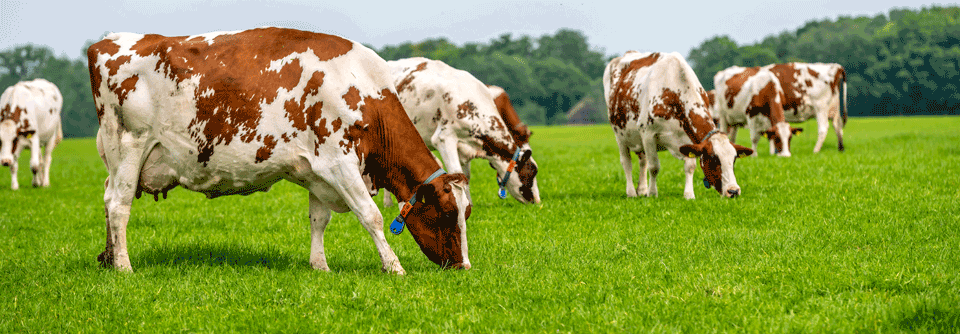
714,66,801,157
762,62,847,152
87,27,471,274
603,51,753,199
385,58,540,204
0,79,63,190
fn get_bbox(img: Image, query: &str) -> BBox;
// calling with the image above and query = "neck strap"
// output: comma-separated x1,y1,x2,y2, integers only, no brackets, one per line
496,147,524,199
701,129,719,144
390,168,446,235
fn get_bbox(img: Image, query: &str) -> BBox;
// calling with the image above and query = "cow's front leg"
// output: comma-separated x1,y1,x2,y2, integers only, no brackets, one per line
683,157,696,200
40,128,61,187
8,155,18,190
320,168,404,275
308,193,333,271
382,189,395,207
460,159,472,203
29,137,41,187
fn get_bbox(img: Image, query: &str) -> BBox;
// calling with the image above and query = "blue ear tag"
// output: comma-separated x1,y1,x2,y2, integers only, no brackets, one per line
498,187,507,199
703,178,711,189
390,217,405,235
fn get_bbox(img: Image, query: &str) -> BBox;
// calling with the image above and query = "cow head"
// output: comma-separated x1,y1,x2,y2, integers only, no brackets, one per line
489,146,541,204
0,120,27,167
763,123,802,157
404,173,472,269
679,133,753,198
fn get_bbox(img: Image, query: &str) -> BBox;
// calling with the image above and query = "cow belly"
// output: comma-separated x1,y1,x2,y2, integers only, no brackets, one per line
140,143,286,199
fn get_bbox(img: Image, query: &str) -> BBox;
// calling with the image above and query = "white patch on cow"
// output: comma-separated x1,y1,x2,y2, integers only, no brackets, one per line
187,30,244,45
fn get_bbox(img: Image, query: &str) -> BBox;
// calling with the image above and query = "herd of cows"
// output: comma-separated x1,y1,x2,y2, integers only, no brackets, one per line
0,27,848,274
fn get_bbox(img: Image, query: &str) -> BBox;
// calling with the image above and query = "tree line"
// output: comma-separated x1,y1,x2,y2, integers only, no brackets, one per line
1,6,957,138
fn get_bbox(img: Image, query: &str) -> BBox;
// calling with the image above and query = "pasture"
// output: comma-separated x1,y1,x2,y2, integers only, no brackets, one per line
1,116,958,332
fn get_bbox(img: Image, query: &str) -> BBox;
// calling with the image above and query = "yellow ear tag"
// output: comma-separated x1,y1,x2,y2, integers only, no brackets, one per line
688,153,695,158
26,134,32,139
738,153,746,158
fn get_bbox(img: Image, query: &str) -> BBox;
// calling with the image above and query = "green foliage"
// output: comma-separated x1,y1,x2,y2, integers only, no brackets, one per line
377,29,607,125
2,117,959,332
689,5,960,115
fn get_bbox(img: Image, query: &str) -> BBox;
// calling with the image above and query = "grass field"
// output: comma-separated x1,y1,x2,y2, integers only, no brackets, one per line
1,116,958,332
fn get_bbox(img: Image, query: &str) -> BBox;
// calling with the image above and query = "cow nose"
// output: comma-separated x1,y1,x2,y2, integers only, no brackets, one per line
446,262,471,270
0,160,10,167
727,189,740,197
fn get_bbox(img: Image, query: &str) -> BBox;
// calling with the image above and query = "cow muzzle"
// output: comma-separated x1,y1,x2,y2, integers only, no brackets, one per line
725,188,741,198
0,159,11,167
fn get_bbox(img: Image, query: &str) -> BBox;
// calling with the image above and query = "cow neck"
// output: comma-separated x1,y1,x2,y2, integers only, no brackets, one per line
692,116,719,144
366,96,444,203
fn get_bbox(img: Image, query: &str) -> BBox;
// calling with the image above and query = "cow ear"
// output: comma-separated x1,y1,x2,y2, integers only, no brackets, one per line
21,130,36,139
791,127,803,135
762,129,775,139
520,149,532,163
734,144,754,158
679,144,704,158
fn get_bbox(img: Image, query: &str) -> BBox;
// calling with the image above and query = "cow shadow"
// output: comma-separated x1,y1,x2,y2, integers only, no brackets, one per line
134,243,298,270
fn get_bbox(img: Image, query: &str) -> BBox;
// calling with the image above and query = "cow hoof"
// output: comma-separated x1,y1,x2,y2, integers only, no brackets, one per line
10,184,18,190
382,265,406,275
310,261,331,272
684,192,695,200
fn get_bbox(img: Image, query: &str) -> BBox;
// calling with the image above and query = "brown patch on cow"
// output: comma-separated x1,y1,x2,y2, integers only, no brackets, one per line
745,80,785,124
487,115,506,132
331,118,343,133
104,55,131,77
491,89,531,145
432,108,442,123
0,104,16,122
255,135,277,163
284,71,326,132
608,53,661,129
396,62,428,92
456,100,479,119
478,134,516,161
767,64,806,112
706,89,716,107
652,88,715,144
111,75,139,107
830,66,846,94
442,92,452,104
807,68,820,78
723,67,760,109
343,86,362,111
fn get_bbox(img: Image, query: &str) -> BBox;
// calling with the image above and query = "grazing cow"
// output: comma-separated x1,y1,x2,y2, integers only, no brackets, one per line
603,51,753,199
385,57,540,204
713,66,801,157
87,27,471,274
762,62,847,152
0,79,63,190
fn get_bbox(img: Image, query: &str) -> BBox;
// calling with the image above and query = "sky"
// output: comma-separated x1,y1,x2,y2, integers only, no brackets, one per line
0,0,952,60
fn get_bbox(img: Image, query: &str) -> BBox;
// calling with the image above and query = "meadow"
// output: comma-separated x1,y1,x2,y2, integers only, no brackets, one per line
1,116,958,332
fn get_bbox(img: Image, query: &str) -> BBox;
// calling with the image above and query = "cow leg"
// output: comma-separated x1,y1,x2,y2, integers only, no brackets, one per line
317,168,404,275
29,137,42,187
833,115,845,152
813,113,829,153
460,159,472,203
308,193,333,271
727,126,739,144
635,151,648,196
40,126,62,187
617,141,636,197
100,133,146,272
642,139,660,198
8,151,19,190
747,129,762,157
683,157,696,200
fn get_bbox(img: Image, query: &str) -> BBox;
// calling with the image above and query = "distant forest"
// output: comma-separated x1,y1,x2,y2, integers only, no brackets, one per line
1,6,957,138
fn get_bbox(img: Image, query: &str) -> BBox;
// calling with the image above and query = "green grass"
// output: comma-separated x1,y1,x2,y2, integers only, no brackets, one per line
1,116,959,332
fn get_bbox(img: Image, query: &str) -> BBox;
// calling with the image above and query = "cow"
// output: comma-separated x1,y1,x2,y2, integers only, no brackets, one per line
384,57,540,205
713,66,801,157
86,27,472,274
706,89,719,126
0,79,63,190
762,62,847,152
603,51,753,199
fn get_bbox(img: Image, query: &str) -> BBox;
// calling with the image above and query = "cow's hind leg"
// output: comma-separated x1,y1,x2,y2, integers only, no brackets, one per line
813,113,829,153
8,154,18,190
308,193,333,271
641,137,660,198
40,125,62,187
99,133,146,272
635,151,648,196
617,140,636,197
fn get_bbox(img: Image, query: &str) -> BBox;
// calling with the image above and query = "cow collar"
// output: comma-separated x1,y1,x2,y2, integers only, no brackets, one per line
496,147,524,199
700,129,719,144
390,168,447,235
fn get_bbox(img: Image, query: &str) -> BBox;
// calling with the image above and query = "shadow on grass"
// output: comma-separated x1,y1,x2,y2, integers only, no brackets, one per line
897,306,960,331
135,243,299,270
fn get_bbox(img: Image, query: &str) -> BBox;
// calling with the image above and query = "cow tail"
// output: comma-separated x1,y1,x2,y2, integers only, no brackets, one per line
840,68,847,127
